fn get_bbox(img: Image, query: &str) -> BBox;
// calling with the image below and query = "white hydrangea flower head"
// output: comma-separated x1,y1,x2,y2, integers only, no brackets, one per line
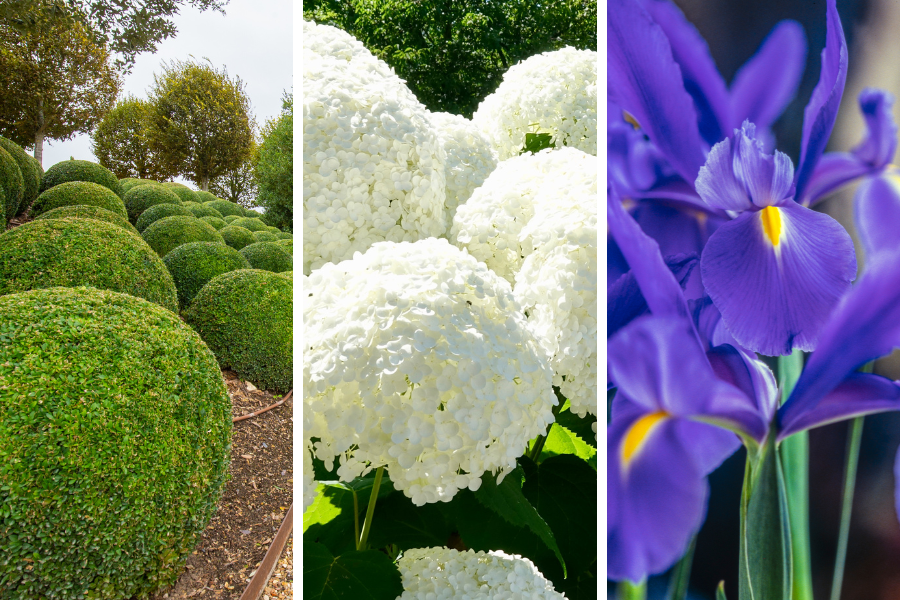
396,547,567,600
303,238,556,506
303,19,399,83
303,437,318,513
429,111,499,223
451,147,595,285
473,46,597,160
303,21,447,275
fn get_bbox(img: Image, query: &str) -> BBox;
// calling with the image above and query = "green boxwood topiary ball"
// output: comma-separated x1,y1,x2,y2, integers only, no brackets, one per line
279,270,292,281
239,241,292,273
183,269,291,392
218,225,256,250
200,215,226,230
163,182,199,204
0,218,178,311
230,217,267,232
141,215,224,257
120,178,162,194
163,241,251,310
31,181,127,219
264,225,280,234
34,204,139,233
136,203,195,232
203,199,244,217
277,238,292,254
185,203,223,219
40,159,120,197
123,184,182,224
0,286,231,598
0,136,39,215
194,190,218,204
252,230,278,243
0,145,24,221
223,214,240,224
277,231,292,240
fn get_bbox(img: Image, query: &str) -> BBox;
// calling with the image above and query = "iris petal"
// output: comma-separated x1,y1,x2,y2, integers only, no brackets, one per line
854,172,900,256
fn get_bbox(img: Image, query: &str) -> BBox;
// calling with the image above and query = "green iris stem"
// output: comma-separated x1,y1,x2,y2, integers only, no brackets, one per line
617,579,647,600
829,416,864,600
665,535,697,600
357,465,385,551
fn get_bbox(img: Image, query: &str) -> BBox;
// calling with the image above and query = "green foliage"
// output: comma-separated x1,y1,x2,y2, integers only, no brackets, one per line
34,204,137,233
183,269,291,392
141,215,223,257
0,145,24,220
195,190,218,204
0,218,178,311
223,214,240,224
203,198,244,217
0,286,231,597
184,203,223,219
120,177,161,193
92,96,171,179
304,0,597,118
231,216,267,232
277,231,292,240
254,93,291,230
0,136,39,214
209,150,257,208
277,238,292,254
135,202,194,232
40,159,120,196
239,241,292,273
252,230,278,243
123,182,181,223
31,180,126,218
163,241,250,310
303,541,403,600
147,60,253,191
200,215,226,230
161,181,199,202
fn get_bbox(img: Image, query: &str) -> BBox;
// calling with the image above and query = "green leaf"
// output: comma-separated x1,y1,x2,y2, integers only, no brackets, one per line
555,406,597,449
664,536,696,600
522,132,555,154
303,541,403,600
716,581,728,600
365,491,452,550
539,423,596,467
474,467,566,576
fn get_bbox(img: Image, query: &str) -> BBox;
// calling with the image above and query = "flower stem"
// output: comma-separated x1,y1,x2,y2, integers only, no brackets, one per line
665,535,697,600
352,488,360,550
617,579,647,600
357,465,385,551
829,416,864,600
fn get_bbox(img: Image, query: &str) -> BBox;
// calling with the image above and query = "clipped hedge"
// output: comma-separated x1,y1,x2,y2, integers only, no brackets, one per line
264,225,280,234
162,182,199,204
136,203,195,232
34,204,139,233
239,241,292,273
163,241,251,310
230,216,267,232
0,286,231,598
194,190,218,204
120,178,161,194
223,214,240,224
277,238,292,254
0,136,39,215
124,184,182,224
0,218,178,311
0,145,24,221
141,215,224,257
185,203,223,219
218,225,256,250
200,215,226,230
252,230,278,243
183,269,291,392
31,181,127,219
203,199,244,217
40,160,120,196
277,231,292,240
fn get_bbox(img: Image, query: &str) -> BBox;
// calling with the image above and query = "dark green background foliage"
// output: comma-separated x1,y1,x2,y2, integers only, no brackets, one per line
239,241,292,273
123,183,182,223
183,269,291,393
141,215,224,257
200,215,226,230
185,203,223,219
219,224,256,250
120,177,160,193
252,230,278,243
0,136,40,215
34,204,138,233
204,198,244,217
135,202,195,232
303,0,597,117
0,218,178,312
0,286,231,598
40,159,121,197
31,180,127,218
0,145,24,221
254,93,292,231
163,241,251,310
230,216,267,232
163,182,199,203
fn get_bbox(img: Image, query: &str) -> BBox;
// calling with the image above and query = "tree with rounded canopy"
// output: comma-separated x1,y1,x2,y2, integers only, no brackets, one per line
147,59,253,192
0,11,120,166
92,95,172,180
254,92,291,231
209,144,257,208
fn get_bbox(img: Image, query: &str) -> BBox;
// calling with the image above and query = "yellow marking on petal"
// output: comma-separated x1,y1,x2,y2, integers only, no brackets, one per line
623,110,641,130
760,206,782,247
621,411,669,467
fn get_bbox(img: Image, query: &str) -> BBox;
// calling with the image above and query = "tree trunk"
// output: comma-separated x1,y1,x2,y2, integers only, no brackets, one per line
201,176,209,191
34,131,44,167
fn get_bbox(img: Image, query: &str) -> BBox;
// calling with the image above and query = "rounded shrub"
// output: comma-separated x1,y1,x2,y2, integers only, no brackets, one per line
277,231,292,240
277,238,292,254
218,225,256,250
223,214,240,224
200,215,226,230
123,183,182,224
163,241,251,309
34,204,138,233
231,216,267,232
239,241,292,273
195,190,218,204
120,178,161,194
40,159,120,196
265,225,280,234
252,230,278,243
162,182,199,204
185,203,223,219
0,136,39,214
31,181,127,219
203,199,244,217
183,269,291,392
279,270,292,281
0,218,178,311
0,286,231,598
141,215,224,257
136,203,195,232
0,145,24,221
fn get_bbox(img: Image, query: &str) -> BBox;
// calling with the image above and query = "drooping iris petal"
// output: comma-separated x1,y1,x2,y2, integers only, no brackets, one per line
779,373,900,439
854,173,900,256
707,344,779,427
729,20,807,133
700,201,856,356
779,246,900,425
794,0,848,201
608,0,707,184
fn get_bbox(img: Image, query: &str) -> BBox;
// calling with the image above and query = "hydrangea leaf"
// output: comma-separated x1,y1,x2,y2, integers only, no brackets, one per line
364,492,453,551
303,541,403,600
538,424,596,468
554,404,598,449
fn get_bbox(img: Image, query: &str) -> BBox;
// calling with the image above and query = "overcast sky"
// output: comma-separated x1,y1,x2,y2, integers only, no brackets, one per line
42,0,292,180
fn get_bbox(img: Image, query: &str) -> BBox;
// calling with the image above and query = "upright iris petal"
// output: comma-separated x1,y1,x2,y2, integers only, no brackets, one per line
854,171,900,257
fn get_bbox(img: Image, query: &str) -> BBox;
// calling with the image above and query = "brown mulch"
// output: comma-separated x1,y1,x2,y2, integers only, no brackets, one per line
151,371,293,599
